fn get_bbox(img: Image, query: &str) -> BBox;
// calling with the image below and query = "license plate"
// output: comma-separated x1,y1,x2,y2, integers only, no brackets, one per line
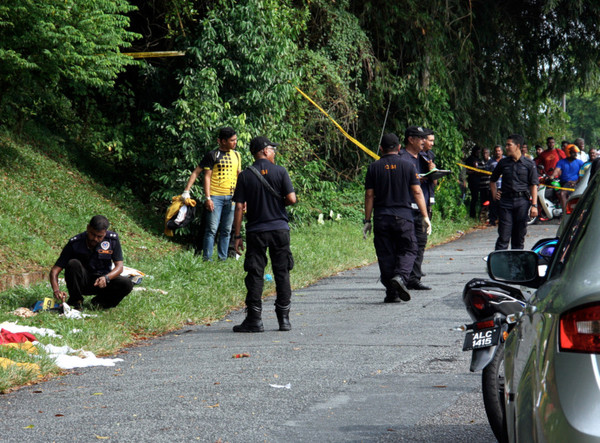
463,327,501,351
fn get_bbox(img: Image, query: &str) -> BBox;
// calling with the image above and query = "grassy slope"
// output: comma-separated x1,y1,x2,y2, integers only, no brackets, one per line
0,131,475,391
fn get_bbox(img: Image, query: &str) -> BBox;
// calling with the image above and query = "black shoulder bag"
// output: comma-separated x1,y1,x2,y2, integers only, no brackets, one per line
246,166,284,200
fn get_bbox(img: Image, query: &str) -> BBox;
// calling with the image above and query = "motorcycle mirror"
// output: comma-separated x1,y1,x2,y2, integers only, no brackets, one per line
487,250,541,287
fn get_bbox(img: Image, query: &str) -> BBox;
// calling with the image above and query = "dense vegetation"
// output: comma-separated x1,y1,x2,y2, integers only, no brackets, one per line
2,0,600,228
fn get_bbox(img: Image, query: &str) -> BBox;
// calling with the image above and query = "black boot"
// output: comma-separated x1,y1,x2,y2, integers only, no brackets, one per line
233,306,264,332
275,304,291,331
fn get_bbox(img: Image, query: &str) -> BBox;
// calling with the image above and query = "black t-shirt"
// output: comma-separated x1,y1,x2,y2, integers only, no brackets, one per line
490,156,539,193
55,231,124,276
233,159,295,233
398,149,427,208
465,154,482,186
419,150,436,202
365,153,420,221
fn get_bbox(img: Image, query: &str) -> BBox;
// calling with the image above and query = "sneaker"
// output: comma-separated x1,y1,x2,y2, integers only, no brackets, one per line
390,276,411,301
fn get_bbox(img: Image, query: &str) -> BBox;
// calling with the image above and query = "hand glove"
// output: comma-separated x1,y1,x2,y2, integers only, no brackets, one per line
181,190,191,201
362,222,372,239
423,216,432,236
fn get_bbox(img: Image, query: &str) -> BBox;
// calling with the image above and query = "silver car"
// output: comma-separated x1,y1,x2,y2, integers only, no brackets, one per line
487,169,600,442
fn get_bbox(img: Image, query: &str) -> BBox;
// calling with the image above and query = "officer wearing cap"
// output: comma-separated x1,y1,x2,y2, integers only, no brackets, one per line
363,133,430,303
490,134,539,250
232,136,297,332
49,215,133,309
398,126,433,290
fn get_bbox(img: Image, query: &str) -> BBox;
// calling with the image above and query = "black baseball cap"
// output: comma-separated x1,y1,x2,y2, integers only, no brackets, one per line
404,125,427,138
380,133,400,151
250,136,278,155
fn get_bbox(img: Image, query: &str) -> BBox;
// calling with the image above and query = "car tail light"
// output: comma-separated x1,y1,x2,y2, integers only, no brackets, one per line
566,197,580,215
559,303,600,353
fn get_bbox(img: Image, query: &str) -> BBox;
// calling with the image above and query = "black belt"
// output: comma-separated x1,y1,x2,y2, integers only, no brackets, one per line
501,191,529,199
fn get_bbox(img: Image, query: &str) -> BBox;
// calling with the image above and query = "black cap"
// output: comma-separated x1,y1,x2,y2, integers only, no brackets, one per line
422,127,434,136
380,133,400,151
404,125,427,139
250,136,278,155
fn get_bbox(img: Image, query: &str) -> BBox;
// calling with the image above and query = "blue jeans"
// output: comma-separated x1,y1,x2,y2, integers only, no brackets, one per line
203,195,235,260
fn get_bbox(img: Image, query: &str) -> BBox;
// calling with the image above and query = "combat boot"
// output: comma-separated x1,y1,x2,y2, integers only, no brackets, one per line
275,304,291,331
233,306,264,332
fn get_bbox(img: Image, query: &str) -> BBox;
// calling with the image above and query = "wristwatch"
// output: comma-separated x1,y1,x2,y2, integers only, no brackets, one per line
363,219,371,224
531,204,538,208
104,275,110,284
234,234,242,239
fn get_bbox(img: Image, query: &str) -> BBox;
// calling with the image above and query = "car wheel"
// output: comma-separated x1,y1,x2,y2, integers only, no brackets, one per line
482,345,508,443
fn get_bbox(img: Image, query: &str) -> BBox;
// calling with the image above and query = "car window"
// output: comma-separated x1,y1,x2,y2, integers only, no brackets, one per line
547,174,598,278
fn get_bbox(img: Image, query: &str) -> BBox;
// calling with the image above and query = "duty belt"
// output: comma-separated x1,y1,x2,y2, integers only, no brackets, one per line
501,191,530,199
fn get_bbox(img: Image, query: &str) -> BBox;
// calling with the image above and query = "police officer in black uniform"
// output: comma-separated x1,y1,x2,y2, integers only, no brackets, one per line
363,133,430,303
232,136,297,332
49,215,133,309
490,134,539,250
398,126,433,290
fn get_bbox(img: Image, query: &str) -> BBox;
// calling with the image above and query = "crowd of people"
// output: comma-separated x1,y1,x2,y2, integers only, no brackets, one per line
463,135,597,250
464,136,597,220
49,125,596,321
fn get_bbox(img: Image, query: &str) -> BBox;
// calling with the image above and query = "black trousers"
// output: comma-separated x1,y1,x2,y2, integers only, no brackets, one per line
64,259,133,308
244,230,294,310
468,181,481,218
408,212,428,286
373,215,418,293
495,197,531,250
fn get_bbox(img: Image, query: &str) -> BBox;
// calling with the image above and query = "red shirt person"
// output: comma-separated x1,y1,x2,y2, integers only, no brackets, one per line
535,136,565,175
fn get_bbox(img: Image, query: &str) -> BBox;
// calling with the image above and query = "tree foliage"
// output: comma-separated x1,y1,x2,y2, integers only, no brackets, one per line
4,0,600,225
0,0,138,129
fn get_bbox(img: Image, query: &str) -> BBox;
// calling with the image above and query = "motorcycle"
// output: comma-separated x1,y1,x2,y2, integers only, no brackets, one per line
457,238,557,442
457,279,527,442
528,173,562,225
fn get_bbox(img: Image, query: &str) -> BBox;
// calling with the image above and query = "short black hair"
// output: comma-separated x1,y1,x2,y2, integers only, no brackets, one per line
507,134,524,147
218,127,237,141
89,215,109,231
546,136,555,142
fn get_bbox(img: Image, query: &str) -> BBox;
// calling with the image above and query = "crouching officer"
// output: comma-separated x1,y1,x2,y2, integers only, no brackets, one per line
490,134,539,250
363,133,430,303
49,215,133,309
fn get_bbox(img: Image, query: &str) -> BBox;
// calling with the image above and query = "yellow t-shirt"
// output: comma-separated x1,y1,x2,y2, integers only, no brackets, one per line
201,149,241,196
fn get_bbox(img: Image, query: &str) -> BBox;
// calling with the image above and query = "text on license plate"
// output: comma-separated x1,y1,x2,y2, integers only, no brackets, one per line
463,327,500,351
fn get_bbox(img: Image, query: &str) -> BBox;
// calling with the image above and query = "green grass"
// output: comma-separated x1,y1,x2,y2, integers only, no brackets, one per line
0,130,477,392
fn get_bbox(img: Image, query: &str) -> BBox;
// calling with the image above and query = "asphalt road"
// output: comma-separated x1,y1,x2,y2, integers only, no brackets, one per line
0,222,558,442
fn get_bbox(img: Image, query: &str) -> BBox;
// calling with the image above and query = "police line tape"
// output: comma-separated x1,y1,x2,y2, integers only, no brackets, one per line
294,86,380,160
294,88,575,193
456,163,574,192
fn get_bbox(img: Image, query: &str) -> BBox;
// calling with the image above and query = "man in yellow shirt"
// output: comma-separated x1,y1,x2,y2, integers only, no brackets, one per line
182,127,241,261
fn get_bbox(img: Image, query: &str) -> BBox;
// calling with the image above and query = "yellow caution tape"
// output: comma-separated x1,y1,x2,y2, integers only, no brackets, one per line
294,86,380,160
121,51,185,58
457,162,492,175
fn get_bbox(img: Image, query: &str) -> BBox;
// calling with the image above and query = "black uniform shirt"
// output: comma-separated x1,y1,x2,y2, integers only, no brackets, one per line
365,153,420,221
233,159,295,233
490,156,539,193
398,149,428,208
55,231,124,276
419,150,436,203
